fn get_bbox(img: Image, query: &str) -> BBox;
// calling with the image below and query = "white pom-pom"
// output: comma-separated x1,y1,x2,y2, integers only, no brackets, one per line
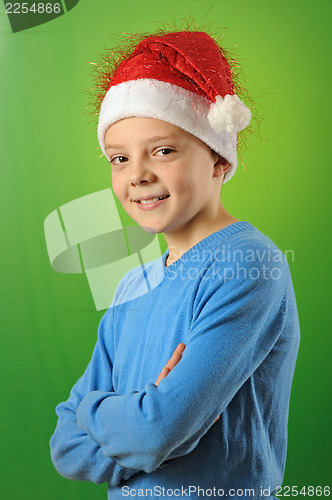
207,94,251,133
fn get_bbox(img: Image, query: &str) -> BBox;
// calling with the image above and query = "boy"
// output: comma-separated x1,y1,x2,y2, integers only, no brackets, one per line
50,30,300,499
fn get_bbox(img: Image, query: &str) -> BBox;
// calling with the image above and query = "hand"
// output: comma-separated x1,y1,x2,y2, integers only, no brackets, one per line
155,343,186,386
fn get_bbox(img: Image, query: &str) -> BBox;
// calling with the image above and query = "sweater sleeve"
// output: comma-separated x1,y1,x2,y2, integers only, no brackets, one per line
75,255,294,473
49,307,140,485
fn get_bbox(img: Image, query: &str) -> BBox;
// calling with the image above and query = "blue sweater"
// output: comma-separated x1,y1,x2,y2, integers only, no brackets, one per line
50,222,300,499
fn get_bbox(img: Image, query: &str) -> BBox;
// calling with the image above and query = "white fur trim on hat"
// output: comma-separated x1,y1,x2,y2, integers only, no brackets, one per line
98,79,240,182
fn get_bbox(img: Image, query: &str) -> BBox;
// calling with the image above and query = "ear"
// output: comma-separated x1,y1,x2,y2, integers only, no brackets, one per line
212,154,231,178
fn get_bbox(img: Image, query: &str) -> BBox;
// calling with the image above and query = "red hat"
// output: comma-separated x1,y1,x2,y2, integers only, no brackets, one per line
97,31,251,182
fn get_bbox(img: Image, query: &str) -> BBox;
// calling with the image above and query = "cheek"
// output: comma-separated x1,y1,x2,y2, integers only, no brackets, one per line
167,169,190,194
170,155,212,194
166,171,200,207
172,180,198,209
111,172,126,200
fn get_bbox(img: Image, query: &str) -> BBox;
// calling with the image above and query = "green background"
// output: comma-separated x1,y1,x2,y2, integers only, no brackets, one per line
1,0,331,498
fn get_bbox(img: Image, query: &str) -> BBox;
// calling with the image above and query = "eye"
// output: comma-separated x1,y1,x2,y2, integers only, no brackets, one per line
155,148,174,156
110,155,128,165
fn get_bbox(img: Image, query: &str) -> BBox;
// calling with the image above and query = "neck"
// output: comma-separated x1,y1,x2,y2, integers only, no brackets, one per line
164,205,239,267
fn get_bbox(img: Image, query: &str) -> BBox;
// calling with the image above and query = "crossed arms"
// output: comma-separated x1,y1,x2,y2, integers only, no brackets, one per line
50,261,287,486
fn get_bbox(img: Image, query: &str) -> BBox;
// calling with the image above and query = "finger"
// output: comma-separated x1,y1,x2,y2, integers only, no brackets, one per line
165,343,186,371
155,344,186,386
155,366,171,386
175,342,186,355
214,415,220,424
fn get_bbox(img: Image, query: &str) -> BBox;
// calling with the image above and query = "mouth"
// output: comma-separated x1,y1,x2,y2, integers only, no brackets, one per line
133,195,170,205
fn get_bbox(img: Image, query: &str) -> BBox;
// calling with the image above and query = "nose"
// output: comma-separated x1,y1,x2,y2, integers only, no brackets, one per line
129,159,155,186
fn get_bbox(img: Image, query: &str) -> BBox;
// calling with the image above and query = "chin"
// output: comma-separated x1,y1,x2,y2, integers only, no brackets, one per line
139,224,162,234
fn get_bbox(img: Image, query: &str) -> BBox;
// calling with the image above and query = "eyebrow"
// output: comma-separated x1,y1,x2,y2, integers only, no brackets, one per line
105,144,124,150
105,135,178,150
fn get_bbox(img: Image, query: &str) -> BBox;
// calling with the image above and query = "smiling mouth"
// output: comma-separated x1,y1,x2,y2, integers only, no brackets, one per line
134,195,170,205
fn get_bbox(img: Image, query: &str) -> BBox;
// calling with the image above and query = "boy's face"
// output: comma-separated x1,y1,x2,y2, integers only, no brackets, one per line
105,117,224,238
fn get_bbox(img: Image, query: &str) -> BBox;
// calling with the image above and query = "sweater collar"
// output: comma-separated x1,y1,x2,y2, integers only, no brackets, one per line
161,221,255,274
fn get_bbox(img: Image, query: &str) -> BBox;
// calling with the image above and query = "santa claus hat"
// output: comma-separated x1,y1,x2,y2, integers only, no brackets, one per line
97,31,251,182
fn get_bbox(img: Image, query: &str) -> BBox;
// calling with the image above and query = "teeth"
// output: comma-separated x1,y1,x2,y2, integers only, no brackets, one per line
138,196,168,205
140,197,160,205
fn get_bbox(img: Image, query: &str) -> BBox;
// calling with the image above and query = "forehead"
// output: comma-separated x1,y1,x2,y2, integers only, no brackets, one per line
104,117,194,146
